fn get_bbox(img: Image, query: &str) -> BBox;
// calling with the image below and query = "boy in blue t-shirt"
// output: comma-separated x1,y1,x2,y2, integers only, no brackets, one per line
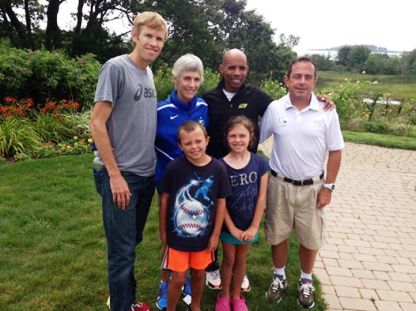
159,121,231,311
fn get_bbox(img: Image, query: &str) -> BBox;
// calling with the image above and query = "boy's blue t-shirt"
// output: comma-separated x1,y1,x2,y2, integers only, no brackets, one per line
220,153,269,232
162,155,231,251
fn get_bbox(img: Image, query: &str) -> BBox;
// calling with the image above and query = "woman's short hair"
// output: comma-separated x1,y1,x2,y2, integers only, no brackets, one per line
172,54,204,83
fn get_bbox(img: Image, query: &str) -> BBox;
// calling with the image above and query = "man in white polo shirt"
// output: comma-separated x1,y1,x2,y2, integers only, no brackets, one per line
259,56,344,309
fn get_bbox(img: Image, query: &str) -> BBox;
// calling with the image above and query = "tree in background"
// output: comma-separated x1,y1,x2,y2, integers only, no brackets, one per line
402,50,416,76
337,45,370,72
365,54,401,75
311,54,334,71
0,0,296,84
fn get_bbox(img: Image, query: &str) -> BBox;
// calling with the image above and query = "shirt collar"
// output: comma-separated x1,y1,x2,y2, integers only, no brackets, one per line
283,92,320,111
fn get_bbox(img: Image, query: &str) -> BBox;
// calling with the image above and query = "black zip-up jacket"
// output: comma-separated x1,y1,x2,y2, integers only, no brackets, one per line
203,79,273,159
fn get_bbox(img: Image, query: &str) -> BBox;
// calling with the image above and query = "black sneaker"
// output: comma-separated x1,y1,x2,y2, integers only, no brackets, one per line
265,274,287,303
298,278,315,309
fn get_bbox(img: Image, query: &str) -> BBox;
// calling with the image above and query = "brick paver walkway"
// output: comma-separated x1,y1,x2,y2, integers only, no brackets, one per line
260,141,416,311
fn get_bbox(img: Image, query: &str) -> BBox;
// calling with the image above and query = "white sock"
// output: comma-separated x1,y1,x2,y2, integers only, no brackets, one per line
300,270,312,282
273,266,286,279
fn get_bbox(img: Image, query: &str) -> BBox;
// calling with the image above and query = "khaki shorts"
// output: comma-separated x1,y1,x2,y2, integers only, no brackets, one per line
264,174,326,250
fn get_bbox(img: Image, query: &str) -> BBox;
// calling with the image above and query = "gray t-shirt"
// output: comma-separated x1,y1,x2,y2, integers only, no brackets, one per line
94,54,157,176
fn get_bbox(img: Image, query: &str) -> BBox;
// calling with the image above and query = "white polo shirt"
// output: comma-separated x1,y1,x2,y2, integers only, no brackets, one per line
260,93,344,180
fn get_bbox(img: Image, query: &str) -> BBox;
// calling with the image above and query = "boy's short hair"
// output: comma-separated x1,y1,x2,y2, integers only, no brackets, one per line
178,121,208,143
172,54,204,83
132,11,168,46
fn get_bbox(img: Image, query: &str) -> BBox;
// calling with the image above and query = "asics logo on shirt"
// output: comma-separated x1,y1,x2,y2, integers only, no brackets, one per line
170,115,179,120
134,84,157,101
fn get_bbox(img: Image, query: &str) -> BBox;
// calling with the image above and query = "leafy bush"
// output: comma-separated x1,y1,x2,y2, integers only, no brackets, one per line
0,41,101,110
364,121,388,134
324,81,365,125
0,118,41,159
0,43,32,94
154,67,220,102
261,79,287,99
33,113,73,143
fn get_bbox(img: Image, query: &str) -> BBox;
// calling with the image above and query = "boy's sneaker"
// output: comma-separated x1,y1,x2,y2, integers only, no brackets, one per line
298,278,315,309
232,295,249,311
240,274,251,292
131,302,150,311
265,274,287,303
182,277,192,306
206,269,222,289
156,281,168,310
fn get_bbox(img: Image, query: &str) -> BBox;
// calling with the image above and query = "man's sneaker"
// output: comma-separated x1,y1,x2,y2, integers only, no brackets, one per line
106,296,110,309
240,274,251,292
298,278,315,309
206,269,222,289
131,302,150,311
182,277,192,306
265,274,287,303
156,281,168,310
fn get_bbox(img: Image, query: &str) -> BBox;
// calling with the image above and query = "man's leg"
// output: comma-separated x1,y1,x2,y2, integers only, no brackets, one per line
299,244,317,274
271,240,289,270
102,172,154,311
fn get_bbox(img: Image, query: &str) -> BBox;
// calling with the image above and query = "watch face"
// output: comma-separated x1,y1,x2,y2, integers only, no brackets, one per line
324,184,335,191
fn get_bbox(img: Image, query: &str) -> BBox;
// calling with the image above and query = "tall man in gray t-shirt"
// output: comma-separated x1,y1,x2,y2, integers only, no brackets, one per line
90,12,168,311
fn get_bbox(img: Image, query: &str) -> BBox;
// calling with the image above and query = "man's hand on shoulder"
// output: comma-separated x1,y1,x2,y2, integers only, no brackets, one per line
317,94,336,111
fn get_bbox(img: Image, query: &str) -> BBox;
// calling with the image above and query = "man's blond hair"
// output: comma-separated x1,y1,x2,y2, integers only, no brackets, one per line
131,11,168,47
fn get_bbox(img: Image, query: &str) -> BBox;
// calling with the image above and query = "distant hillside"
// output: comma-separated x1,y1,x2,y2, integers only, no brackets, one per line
310,45,402,54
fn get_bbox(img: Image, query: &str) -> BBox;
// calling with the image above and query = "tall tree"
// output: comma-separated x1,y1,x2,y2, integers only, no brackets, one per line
45,0,64,50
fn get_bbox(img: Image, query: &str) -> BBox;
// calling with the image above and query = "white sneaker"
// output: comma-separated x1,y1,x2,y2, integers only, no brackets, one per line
106,296,110,309
205,269,222,289
241,274,251,292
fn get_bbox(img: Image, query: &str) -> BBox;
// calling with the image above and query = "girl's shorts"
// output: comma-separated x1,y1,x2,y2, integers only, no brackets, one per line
220,231,259,245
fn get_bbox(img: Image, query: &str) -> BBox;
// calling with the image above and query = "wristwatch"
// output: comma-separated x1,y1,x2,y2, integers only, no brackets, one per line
323,183,336,192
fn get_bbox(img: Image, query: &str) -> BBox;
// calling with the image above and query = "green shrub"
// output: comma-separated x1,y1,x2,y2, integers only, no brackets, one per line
0,43,32,96
199,68,220,95
154,67,220,102
0,42,101,109
0,118,41,159
325,81,365,125
261,78,287,99
364,121,388,134
32,113,73,143
61,110,92,139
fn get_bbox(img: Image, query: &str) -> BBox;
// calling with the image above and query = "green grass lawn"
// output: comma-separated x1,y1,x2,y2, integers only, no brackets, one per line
317,71,416,99
343,130,416,150
0,154,326,310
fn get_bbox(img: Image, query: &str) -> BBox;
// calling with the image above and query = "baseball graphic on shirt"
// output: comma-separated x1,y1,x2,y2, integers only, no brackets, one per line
176,199,208,236
173,177,213,237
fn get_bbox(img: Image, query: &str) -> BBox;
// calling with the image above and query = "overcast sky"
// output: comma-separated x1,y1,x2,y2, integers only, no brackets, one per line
246,0,416,54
